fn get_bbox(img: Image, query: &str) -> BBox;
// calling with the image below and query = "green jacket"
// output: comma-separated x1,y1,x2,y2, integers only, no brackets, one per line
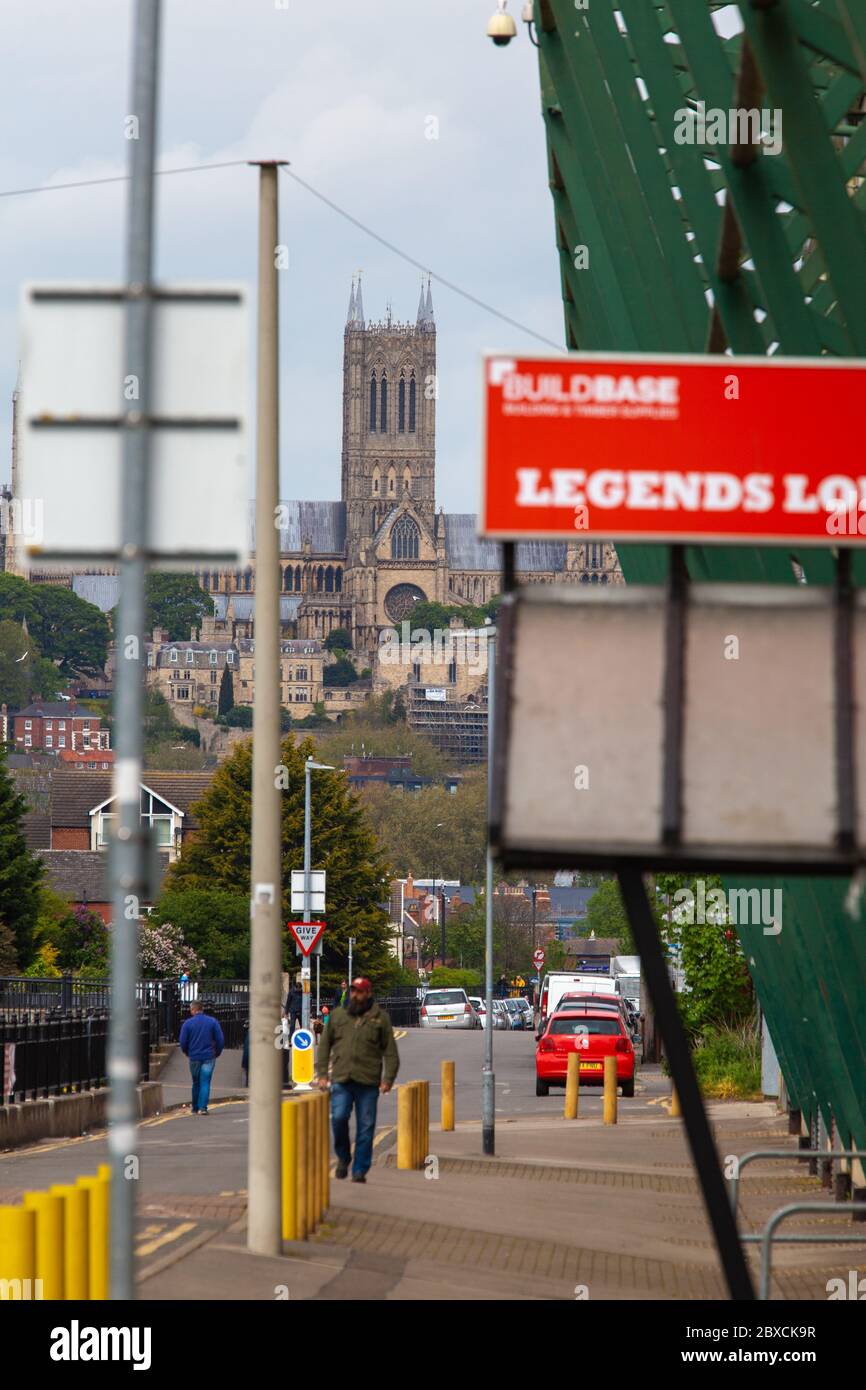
316,1002,400,1088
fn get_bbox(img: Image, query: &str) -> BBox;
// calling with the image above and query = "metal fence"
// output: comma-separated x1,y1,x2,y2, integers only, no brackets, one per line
0,1010,151,1103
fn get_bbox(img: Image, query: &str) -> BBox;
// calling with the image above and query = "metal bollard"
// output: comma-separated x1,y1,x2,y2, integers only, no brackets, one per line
669,1084,681,1119
441,1061,455,1132
77,1175,110,1300
281,1100,298,1241
603,1056,618,1126
397,1083,414,1169
564,1053,580,1119
0,1206,36,1299
23,1191,64,1300
51,1184,89,1300
295,1099,309,1240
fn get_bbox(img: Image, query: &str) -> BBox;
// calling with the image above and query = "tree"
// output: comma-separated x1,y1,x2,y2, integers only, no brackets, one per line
138,919,206,979
657,872,754,1037
148,887,250,976
361,771,487,883
0,919,18,974
28,587,110,674
218,666,234,716
584,878,639,951
315,716,445,778
137,575,214,641
0,620,62,708
0,573,38,627
323,656,358,687
165,735,397,988
324,628,352,653
0,744,43,965
429,966,481,989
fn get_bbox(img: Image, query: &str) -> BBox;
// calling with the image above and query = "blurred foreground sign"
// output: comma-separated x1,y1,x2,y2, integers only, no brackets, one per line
480,351,866,546
17,284,248,568
490,585,866,874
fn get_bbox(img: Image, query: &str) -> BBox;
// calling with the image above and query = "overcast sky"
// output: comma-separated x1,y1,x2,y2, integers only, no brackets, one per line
0,0,577,515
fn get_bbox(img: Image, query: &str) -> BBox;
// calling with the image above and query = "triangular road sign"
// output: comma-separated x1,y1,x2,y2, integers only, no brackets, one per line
287,920,326,956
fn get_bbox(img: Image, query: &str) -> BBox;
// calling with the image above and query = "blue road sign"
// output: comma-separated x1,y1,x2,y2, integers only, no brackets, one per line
291,1028,313,1051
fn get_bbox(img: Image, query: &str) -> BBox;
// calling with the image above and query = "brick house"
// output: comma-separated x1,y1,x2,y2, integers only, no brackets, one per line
10,700,110,755
49,769,212,861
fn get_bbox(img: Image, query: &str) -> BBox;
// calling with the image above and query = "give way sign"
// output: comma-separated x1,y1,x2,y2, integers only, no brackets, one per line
287,921,326,956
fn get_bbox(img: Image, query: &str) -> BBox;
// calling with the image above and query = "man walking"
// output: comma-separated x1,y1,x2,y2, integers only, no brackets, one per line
285,977,303,1033
179,1001,224,1115
316,977,399,1183
333,978,349,1011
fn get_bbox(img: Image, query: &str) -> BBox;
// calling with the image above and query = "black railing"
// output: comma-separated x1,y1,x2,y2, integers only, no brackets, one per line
0,1010,151,1103
0,978,252,1047
378,996,421,1028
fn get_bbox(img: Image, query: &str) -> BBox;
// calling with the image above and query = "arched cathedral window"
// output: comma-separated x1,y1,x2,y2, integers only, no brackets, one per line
409,372,416,433
369,373,377,432
391,515,420,561
380,373,388,432
398,373,406,432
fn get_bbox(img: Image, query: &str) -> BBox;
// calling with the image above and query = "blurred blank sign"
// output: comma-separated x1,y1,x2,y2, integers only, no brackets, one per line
17,284,248,568
491,584,863,873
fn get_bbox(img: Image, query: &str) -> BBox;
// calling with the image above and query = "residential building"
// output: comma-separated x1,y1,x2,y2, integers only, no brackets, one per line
10,700,109,755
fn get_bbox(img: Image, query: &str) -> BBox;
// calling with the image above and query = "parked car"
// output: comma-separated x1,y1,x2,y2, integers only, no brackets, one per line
490,999,510,1030
535,1008,636,1098
515,998,534,1029
535,971,620,1036
420,988,479,1029
503,998,526,1030
555,992,632,1033
468,996,488,1028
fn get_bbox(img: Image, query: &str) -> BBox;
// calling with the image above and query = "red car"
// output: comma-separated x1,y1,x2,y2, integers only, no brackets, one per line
536,1009,636,1098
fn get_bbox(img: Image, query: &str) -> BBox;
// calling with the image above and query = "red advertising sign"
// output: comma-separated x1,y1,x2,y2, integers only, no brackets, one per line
481,352,866,546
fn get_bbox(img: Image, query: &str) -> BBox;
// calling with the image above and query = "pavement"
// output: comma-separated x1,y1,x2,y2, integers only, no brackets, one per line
2,1029,865,1300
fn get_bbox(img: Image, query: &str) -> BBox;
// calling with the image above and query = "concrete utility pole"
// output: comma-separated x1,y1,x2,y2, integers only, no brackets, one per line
108,0,161,1302
247,159,286,1257
482,626,496,1155
302,757,333,1029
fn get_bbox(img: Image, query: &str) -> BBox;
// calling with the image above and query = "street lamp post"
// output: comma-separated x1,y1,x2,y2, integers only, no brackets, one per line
483,624,496,1155
302,756,334,1030
430,822,445,967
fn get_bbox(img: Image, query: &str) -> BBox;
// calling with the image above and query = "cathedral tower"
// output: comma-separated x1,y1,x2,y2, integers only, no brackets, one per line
341,277,437,565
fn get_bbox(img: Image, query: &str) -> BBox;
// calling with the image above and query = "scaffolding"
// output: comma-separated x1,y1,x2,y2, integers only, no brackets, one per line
406,680,488,764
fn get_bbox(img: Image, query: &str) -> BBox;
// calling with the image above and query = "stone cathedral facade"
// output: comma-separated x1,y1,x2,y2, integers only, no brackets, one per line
200,279,621,657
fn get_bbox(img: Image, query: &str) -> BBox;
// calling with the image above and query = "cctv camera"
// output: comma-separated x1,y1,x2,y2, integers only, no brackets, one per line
487,6,517,45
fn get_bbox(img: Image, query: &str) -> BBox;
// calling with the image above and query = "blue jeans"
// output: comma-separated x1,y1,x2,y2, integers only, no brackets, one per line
189,1058,215,1112
330,1081,379,1176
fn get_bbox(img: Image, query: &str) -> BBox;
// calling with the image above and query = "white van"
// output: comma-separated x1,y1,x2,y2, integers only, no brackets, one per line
536,972,619,1035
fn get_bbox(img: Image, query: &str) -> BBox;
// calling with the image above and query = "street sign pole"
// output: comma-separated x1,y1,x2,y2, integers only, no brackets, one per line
247,158,286,1260
303,757,312,1031
482,626,496,1156
108,0,160,1302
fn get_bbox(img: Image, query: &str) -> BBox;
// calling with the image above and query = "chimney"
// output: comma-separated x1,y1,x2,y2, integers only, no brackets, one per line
190,626,198,641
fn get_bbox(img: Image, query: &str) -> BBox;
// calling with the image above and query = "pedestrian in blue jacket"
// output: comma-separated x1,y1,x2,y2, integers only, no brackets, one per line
178,1001,224,1115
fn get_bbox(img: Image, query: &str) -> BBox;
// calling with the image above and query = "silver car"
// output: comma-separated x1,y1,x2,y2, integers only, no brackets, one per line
490,999,510,1030
421,988,478,1029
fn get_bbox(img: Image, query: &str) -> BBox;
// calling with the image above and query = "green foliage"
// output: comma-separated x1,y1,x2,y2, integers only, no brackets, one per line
0,576,108,677
148,888,250,977
0,619,62,707
218,705,252,728
324,628,352,653
218,666,234,716
657,872,755,1036
391,595,501,636
362,771,487,883
323,656,358,687
429,966,481,989
0,745,43,965
165,735,396,986
0,918,19,974
31,888,110,976
139,575,214,642
315,717,445,778
583,878,642,951
691,1025,762,1099
26,943,62,978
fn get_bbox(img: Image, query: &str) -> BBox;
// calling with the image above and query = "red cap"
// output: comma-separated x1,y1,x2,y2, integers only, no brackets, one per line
351,977,372,992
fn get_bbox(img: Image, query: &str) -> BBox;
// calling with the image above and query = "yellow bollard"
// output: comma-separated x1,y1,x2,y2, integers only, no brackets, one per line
51,1185,89,1300
311,1094,322,1227
441,1061,455,1132
320,1089,330,1215
413,1082,423,1168
670,1084,681,1118
564,1052,580,1120
302,1096,315,1235
23,1191,64,1301
295,1099,308,1241
421,1081,429,1165
282,1100,298,1241
77,1176,109,1301
397,1083,414,1169
0,1206,36,1300
603,1056,618,1126
98,1164,112,1183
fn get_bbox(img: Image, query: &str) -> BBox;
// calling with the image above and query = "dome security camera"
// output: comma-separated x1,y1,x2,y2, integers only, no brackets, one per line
487,2,517,45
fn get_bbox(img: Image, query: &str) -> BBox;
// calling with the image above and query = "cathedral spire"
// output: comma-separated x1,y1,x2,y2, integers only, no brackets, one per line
425,276,435,326
346,277,356,325
354,273,364,325
416,277,427,326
